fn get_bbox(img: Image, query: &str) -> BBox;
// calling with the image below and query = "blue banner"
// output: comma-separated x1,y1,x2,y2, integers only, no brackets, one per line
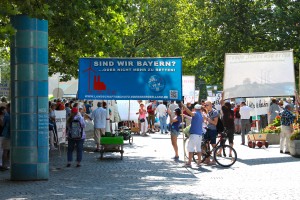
78,57,182,100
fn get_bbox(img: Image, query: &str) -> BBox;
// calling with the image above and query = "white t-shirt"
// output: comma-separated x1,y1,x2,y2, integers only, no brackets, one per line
239,105,252,119
156,103,167,117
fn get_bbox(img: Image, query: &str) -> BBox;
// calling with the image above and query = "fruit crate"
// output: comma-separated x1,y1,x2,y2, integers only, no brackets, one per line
100,136,124,160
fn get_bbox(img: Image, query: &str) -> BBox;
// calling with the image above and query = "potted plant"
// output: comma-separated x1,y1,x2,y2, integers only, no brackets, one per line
260,116,281,144
289,126,300,157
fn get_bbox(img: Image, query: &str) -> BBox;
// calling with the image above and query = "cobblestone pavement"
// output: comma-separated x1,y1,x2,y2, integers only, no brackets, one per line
0,133,300,200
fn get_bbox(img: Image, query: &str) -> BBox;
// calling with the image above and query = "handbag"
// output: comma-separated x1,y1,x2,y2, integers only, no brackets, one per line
139,118,145,123
183,125,191,138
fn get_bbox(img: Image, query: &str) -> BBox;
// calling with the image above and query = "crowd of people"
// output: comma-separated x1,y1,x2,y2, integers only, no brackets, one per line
0,95,297,170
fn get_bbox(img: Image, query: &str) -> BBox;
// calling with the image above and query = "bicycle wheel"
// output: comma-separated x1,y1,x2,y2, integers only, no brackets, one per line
184,137,198,162
184,137,189,161
214,145,237,167
193,141,209,164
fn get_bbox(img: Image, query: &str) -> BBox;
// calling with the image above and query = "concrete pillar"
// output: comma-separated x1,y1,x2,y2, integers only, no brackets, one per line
10,15,49,180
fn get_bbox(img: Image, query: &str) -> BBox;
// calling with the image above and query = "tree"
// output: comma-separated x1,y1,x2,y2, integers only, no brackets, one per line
1,0,300,89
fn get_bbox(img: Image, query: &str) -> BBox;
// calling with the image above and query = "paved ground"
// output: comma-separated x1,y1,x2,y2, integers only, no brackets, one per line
0,133,299,200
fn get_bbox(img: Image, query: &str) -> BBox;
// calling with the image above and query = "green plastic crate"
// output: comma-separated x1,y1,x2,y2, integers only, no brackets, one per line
100,136,124,145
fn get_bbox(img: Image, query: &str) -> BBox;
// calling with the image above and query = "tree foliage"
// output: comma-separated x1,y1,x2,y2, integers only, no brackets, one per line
1,0,300,91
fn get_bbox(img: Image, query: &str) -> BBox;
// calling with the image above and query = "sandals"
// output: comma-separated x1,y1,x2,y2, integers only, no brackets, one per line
207,161,217,166
197,163,204,167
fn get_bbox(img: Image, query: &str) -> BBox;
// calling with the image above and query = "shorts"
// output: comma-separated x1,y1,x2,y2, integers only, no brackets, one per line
234,118,241,126
94,128,105,145
187,134,202,153
226,128,234,144
171,129,180,137
147,114,155,126
204,129,217,144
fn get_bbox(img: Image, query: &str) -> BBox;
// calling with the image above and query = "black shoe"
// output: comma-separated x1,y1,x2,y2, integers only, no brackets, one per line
76,164,81,167
280,150,283,153
172,156,179,161
165,131,169,134
66,164,71,167
284,152,290,154
93,149,100,152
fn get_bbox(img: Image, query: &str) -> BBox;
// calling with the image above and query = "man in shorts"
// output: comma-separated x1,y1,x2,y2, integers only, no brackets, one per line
182,103,204,167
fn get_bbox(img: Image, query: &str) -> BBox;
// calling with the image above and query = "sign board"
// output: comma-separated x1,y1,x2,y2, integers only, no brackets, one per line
224,50,295,99
245,97,270,116
78,58,182,100
206,85,218,97
194,90,199,103
54,110,67,144
182,76,195,103
0,82,9,97
52,88,64,99
214,91,222,111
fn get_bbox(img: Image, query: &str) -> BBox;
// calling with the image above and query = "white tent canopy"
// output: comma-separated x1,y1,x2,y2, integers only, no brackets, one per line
223,50,296,99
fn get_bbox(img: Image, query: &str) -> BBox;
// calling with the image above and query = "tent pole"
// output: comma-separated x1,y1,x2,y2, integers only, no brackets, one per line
128,100,131,123
254,97,259,132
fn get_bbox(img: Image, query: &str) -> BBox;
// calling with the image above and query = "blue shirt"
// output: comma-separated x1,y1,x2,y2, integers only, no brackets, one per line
190,111,203,135
280,109,294,126
85,104,92,114
171,116,182,131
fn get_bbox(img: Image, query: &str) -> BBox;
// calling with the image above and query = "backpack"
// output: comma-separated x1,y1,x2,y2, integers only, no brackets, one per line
147,104,154,115
216,116,224,133
69,119,83,140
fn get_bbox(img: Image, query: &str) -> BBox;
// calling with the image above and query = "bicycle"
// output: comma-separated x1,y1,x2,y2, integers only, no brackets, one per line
184,129,237,167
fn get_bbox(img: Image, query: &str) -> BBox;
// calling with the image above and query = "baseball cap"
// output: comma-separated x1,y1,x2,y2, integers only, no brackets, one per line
194,104,201,109
174,108,181,112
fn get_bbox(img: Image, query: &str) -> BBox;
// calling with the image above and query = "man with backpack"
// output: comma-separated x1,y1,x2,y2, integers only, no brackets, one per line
66,107,86,167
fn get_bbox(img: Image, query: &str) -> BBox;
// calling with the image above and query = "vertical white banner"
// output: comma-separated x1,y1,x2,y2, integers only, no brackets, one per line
55,110,67,144
214,92,222,111
182,76,195,103
194,90,200,102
